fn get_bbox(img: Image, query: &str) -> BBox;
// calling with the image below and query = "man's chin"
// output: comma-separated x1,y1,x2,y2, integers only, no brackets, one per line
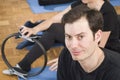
72,56,80,61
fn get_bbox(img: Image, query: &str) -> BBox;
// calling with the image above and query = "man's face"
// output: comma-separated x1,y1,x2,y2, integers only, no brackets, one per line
65,17,101,61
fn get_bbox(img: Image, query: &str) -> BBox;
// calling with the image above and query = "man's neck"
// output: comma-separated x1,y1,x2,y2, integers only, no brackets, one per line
79,47,105,73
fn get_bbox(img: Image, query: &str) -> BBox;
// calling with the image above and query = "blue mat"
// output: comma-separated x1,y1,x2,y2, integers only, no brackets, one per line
27,0,120,14
27,0,71,14
18,66,57,80
27,0,73,14
110,0,120,6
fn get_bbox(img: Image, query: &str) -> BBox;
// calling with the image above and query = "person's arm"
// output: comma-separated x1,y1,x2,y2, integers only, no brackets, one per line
21,6,71,37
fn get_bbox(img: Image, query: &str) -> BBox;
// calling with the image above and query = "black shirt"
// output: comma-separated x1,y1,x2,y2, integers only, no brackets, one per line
57,48,120,80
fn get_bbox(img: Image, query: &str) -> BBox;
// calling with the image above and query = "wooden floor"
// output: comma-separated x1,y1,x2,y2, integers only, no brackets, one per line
0,0,120,80
0,0,63,80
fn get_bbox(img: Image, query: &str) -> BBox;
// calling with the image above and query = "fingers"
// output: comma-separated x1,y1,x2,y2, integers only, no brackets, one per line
19,26,33,37
47,58,58,65
49,62,58,71
47,58,58,71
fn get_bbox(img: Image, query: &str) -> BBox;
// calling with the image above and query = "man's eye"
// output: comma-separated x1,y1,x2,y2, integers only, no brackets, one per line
65,35,72,40
78,35,84,40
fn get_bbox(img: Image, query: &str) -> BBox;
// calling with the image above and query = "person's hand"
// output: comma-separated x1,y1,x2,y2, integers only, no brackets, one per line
47,58,58,71
19,26,37,37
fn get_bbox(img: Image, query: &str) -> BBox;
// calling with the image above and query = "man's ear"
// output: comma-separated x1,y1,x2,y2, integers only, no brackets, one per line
95,30,102,43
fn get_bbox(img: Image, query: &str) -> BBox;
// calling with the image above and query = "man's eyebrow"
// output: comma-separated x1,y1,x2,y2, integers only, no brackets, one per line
65,32,86,36
75,32,87,36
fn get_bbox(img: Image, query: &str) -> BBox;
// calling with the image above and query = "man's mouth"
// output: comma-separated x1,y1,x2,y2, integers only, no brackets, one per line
71,51,82,56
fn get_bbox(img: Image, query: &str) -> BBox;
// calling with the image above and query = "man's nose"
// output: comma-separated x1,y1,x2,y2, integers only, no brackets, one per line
70,39,79,48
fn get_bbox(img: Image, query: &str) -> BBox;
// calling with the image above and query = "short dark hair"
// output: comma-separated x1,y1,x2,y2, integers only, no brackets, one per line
62,4,103,35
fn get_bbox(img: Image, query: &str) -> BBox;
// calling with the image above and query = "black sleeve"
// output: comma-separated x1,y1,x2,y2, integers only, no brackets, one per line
101,2,119,31
71,0,82,8
103,10,118,31
101,2,119,40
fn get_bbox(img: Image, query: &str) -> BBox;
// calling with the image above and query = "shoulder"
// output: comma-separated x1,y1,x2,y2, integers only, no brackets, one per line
101,1,116,14
59,47,69,56
59,47,71,60
105,67,120,80
103,48,120,80
58,47,73,76
59,47,73,65
103,48,120,67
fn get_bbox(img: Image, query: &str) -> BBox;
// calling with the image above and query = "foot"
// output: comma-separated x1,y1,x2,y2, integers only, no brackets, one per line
2,69,14,75
2,64,22,75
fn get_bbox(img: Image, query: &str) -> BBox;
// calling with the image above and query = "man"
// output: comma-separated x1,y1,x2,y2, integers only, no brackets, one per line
57,4,120,80
3,0,120,75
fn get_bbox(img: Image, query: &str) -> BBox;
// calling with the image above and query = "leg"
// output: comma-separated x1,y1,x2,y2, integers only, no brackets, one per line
18,23,65,72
